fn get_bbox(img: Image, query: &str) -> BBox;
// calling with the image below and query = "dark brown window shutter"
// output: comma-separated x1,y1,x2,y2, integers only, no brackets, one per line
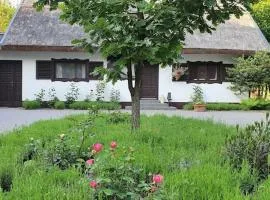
36,61,52,79
187,62,197,81
207,63,218,81
89,61,104,80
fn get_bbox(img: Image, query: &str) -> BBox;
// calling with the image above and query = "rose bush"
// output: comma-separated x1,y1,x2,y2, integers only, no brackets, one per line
85,141,165,199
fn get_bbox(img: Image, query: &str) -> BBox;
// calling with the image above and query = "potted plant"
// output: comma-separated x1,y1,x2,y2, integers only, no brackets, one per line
191,86,206,112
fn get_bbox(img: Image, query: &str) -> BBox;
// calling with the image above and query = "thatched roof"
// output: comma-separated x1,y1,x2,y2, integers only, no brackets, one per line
184,13,270,53
2,0,84,51
1,0,270,54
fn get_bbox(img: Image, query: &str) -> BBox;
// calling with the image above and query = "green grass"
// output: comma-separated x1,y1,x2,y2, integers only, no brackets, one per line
0,114,269,199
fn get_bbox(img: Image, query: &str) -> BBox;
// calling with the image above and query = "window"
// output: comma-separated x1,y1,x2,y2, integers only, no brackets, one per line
36,61,52,79
188,62,220,83
172,62,231,83
52,59,88,81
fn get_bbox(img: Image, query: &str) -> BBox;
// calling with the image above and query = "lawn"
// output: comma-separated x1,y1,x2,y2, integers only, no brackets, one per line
0,113,269,199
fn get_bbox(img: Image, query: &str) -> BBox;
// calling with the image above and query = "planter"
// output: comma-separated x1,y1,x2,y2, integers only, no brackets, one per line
194,104,206,112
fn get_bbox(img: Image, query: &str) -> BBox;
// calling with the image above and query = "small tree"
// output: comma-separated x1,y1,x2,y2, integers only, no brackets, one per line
0,2,15,32
228,51,270,98
35,0,251,129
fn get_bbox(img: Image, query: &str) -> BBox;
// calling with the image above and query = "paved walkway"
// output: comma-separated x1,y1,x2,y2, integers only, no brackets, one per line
0,108,267,134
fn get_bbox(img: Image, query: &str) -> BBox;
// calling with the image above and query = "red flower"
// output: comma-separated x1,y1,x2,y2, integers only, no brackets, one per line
110,141,117,149
152,174,164,184
89,180,98,189
86,159,94,165
92,143,103,153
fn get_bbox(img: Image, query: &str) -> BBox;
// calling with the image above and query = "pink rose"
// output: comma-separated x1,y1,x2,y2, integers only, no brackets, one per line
90,180,98,189
92,143,103,153
152,174,164,184
86,159,94,165
110,141,117,149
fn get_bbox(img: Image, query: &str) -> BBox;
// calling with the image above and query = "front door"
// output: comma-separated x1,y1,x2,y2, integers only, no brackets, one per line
140,63,159,99
0,61,22,107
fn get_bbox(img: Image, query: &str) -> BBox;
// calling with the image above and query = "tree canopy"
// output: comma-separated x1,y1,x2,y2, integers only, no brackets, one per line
0,3,15,32
34,0,252,129
252,0,270,42
228,51,270,98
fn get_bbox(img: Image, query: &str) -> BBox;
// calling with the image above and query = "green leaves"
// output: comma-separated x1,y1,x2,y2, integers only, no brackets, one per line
228,51,270,98
252,0,270,42
33,0,250,86
0,3,15,32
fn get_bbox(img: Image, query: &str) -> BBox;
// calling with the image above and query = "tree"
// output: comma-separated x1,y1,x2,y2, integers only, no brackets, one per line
228,51,270,98
252,0,270,42
34,0,251,129
0,2,15,32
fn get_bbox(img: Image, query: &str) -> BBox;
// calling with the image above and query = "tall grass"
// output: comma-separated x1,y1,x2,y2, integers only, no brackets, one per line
0,114,268,199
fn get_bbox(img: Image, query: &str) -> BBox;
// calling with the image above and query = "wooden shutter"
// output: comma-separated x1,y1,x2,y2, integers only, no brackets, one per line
207,62,218,81
89,61,104,80
36,61,52,79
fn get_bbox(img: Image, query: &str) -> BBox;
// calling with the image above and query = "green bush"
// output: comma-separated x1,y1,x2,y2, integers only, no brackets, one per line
105,111,130,124
241,99,270,110
69,101,120,110
183,103,193,110
54,101,65,110
22,100,41,110
207,103,246,111
224,114,270,194
183,103,246,111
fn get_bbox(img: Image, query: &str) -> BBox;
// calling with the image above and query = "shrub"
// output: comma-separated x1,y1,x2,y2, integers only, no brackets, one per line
86,142,164,199
224,114,270,193
34,89,47,107
0,168,13,192
183,103,246,111
69,101,120,110
191,86,205,104
22,100,41,110
48,87,59,108
54,101,65,110
65,83,80,105
95,81,106,101
105,111,130,124
183,103,193,110
241,99,270,110
44,134,79,170
207,103,246,111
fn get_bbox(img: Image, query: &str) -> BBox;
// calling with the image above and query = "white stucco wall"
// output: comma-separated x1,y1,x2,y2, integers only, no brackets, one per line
0,51,131,102
0,51,244,103
159,54,244,103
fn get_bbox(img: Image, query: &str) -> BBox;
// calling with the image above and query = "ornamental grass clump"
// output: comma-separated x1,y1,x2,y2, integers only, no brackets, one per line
85,141,165,199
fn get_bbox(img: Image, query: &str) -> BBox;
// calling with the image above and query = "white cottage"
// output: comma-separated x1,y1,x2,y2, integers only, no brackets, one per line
0,0,269,108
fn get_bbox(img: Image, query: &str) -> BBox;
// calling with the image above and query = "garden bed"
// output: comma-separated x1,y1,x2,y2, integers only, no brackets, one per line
1,114,270,199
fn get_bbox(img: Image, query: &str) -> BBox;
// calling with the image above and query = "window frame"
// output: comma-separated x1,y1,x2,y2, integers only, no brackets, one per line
52,59,89,82
185,61,223,84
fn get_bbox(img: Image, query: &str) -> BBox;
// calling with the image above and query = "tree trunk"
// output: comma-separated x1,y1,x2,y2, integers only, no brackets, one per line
131,87,140,129
127,60,143,130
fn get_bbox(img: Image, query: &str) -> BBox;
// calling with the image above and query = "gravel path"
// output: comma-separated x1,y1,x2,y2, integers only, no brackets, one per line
0,108,267,134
